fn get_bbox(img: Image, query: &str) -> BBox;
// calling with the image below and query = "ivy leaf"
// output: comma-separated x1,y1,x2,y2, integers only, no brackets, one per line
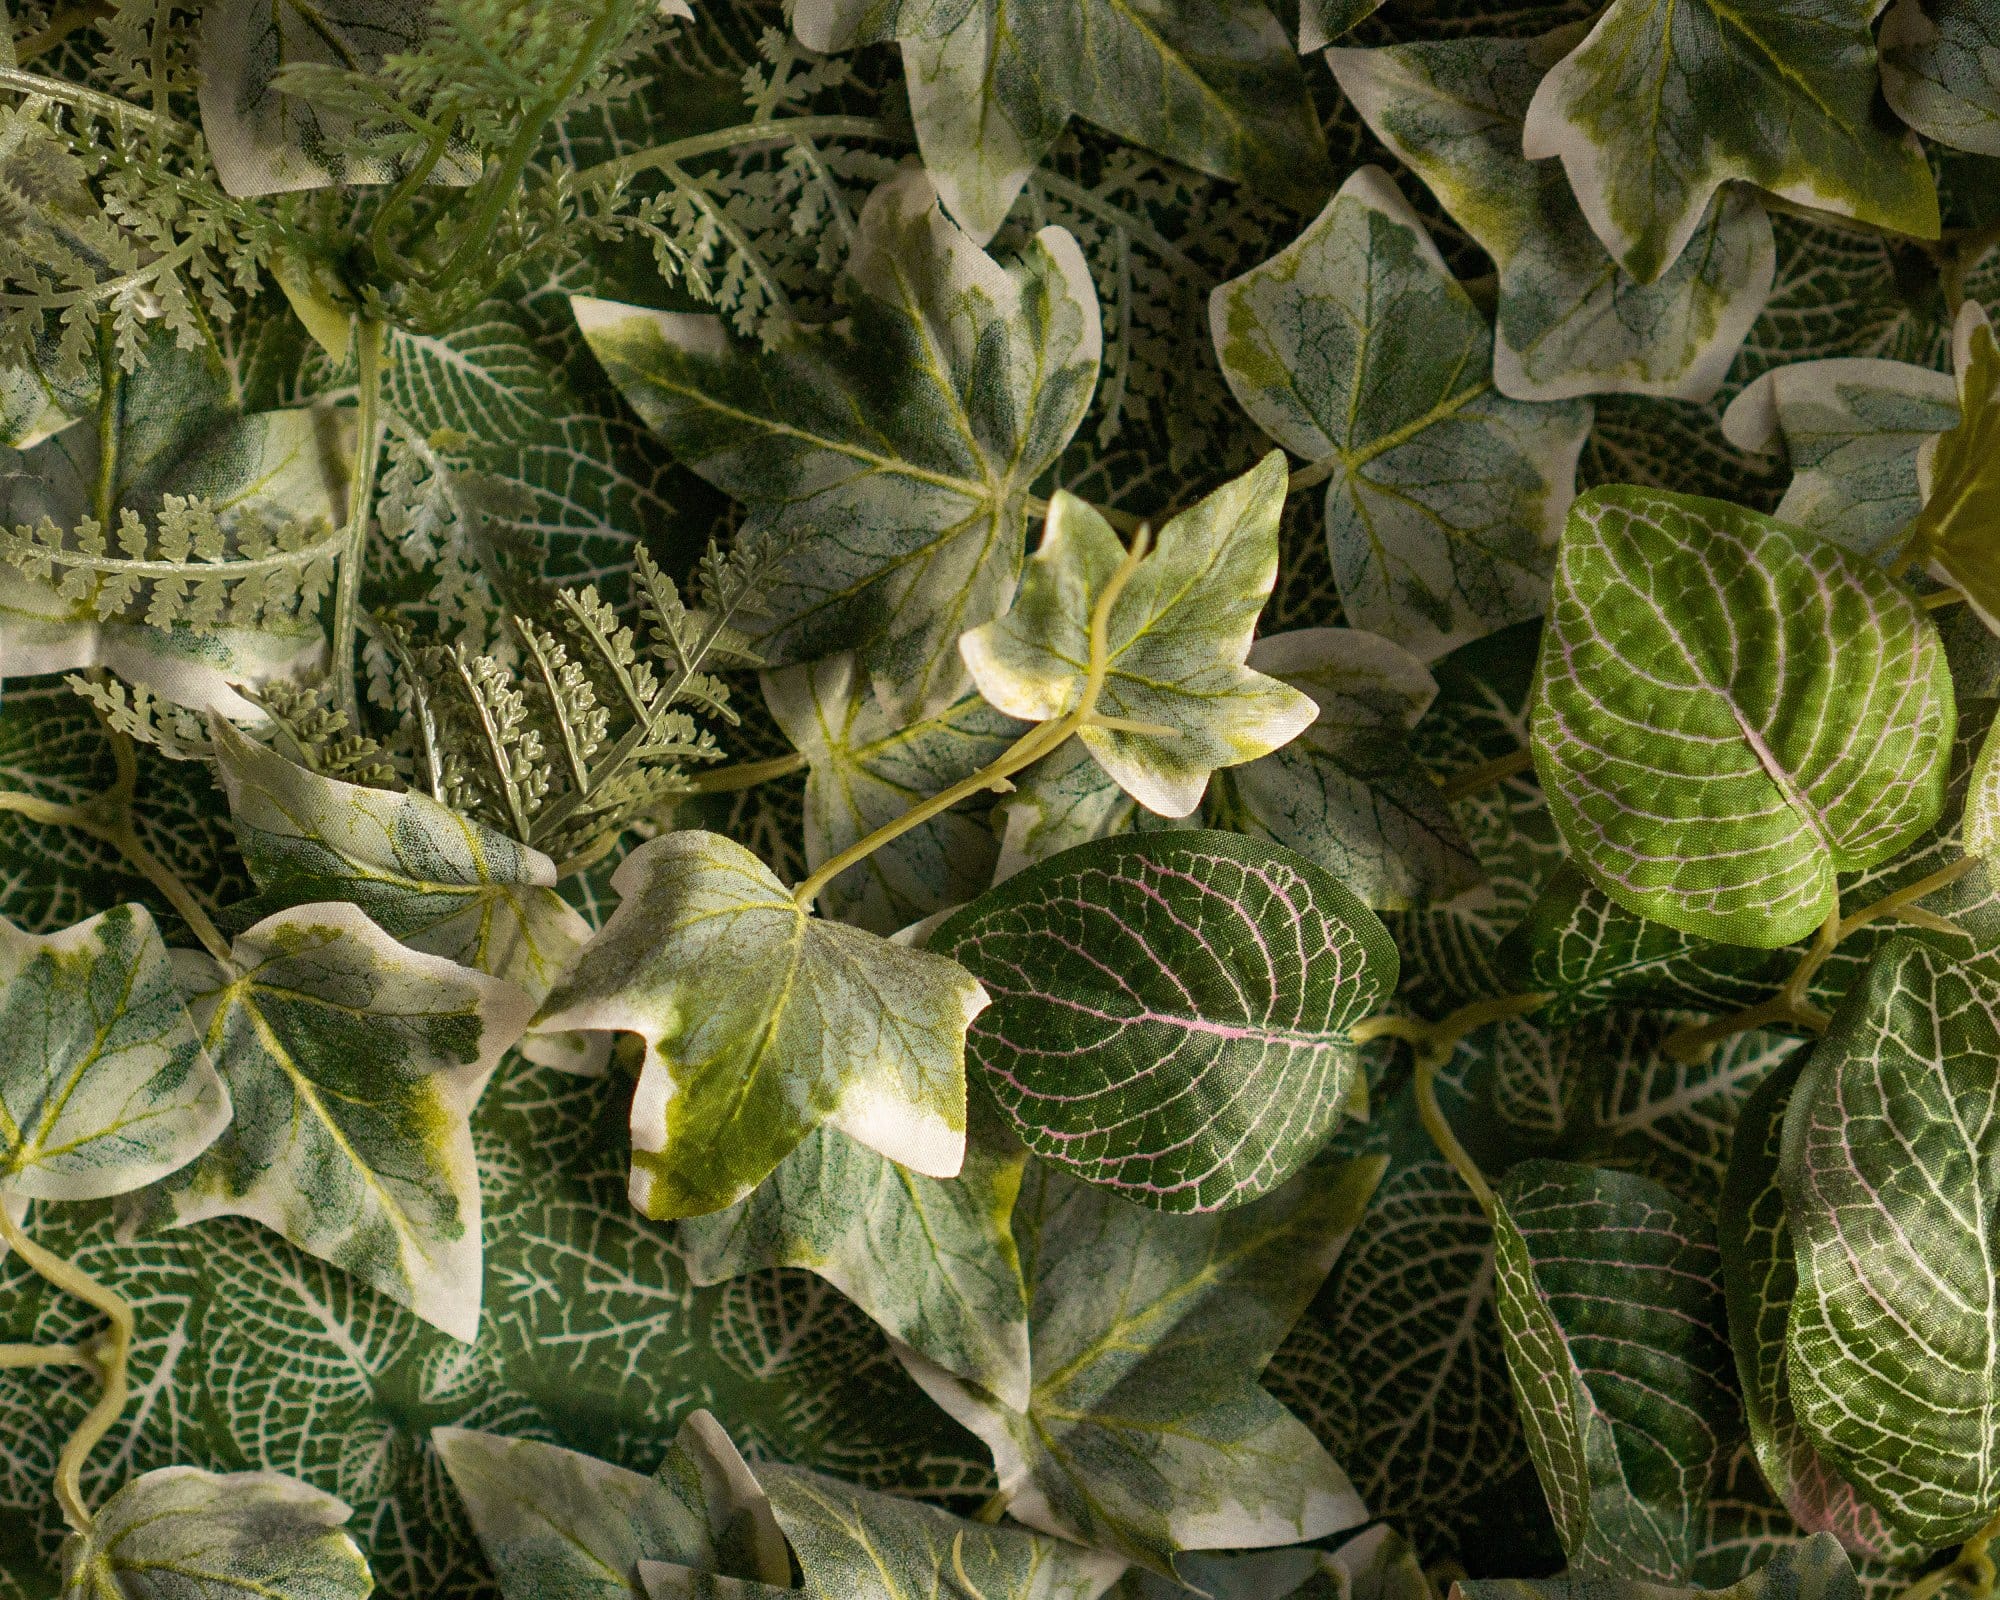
792,1,1330,243
1110,1524,1430,1600
1884,0,2000,157
1906,304,2000,631
57,1465,372,1600
157,902,531,1341
935,831,1396,1213
535,830,988,1221
959,454,1316,817
762,1462,1128,1599
1492,1159,1740,1581
764,652,1025,935
1458,1530,1864,1600
1530,485,1955,949
0,904,229,1200
1779,938,2000,1546
1210,167,1591,661
682,1113,1032,1410
1518,0,1939,284
899,1156,1379,1577
1328,31,1776,402
572,168,1101,719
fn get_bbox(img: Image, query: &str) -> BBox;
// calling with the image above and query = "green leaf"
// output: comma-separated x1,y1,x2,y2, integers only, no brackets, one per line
1519,0,1939,284
764,652,1025,935
762,1462,1127,1599
1210,166,1591,661
1110,1524,1431,1600
0,904,228,1200
572,167,1101,719
1492,1160,1740,1581
935,830,1395,1212
960,454,1316,816
793,0,1330,243
1907,305,2000,632
1328,31,1776,401
535,830,987,1221
1779,938,2000,1545
1884,0,2000,157
58,1465,372,1600
900,1156,1379,1577
158,902,531,1341
435,1411,791,1600
1530,485,1955,949
1970,716,2000,856
1458,1530,1864,1600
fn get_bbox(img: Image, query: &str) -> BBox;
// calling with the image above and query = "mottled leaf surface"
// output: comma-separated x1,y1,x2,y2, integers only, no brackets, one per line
1459,1531,1864,1600
1908,305,2000,631
1884,0,2000,157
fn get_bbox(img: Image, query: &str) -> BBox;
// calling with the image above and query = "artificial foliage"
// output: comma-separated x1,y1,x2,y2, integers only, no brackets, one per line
2,1,2000,1598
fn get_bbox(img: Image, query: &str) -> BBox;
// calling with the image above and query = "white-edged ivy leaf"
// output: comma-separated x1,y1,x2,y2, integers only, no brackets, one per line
793,0,1330,244
1458,1530,1864,1600
1519,0,1939,284
572,167,1100,719
0,904,228,1200
1530,484,1955,949
1492,1159,1740,1581
57,1465,372,1600
764,652,1025,934
1779,938,2000,1546
899,1155,1379,1577
157,901,531,1341
1210,166,1591,661
535,830,988,1221
763,1461,1127,1599
1884,0,2000,157
935,830,1396,1212
1328,32,1775,402
211,717,597,1069
960,453,1316,817
1907,304,2000,631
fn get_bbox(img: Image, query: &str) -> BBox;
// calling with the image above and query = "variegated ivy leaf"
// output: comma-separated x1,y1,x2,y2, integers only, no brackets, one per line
900,1156,1379,1578
764,651,1025,934
435,1410,792,1600
535,830,988,1221
1907,304,2000,632
0,904,229,1200
1492,1160,1739,1582
58,1465,372,1600
1111,1524,1430,1600
682,1115,1033,1409
158,901,531,1341
1459,1530,1864,1600
1210,167,1591,661
1779,939,2000,1546
1518,0,1939,285
1531,485,1955,949
935,831,1397,1213
959,454,1316,818
1328,31,1775,402
572,167,1100,720
211,717,599,1072
1884,0,2000,156
793,1,1329,244
763,1462,1127,1600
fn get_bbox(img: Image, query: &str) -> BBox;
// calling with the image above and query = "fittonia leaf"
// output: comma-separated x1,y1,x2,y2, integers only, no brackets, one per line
958,453,1316,818
535,830,988,1220
935,830,1396,1212
1904,304,2000,632
1210,166,1591,661
0,904,229,1200
1883,0,2000,157
1971,717,2000,856
1530,485,1955,949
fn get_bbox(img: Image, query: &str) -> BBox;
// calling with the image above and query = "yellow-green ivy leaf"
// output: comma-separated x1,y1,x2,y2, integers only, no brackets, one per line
1907,303,2000,632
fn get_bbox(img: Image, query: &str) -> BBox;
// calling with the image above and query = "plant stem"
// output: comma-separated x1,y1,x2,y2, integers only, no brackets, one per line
0,64,187,132
91,315,120,527
331,321,388,725
689,751,808,793
1439,745,1534,802
578,114,889,188
1890,1507,2000,1600
0,1341,90,1370
1922,588,1969,610
0,1205,133,1535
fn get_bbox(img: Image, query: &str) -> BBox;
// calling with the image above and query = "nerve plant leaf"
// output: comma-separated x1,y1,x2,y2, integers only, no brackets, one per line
159,902,531,1341
1210,167,1591,661
1457,1530,1864,1600
535,830,989,1220
1328,31,1776,401
1531,485,1955,949
792,0,1330,243
762,1462,1128,1600
1779,939,2000,1546
934,831,1397,1213
58,1465,372,1600
1905,304,2000,631
1492,1160,1739,1581
1883,0,2000,157
1519,0,1939,284
572,167,1100,720
899,1156,1380,1577
958,453,1316,818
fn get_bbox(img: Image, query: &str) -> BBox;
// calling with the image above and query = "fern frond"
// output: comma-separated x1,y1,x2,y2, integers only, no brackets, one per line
64,672,210,760
249,679,399,786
